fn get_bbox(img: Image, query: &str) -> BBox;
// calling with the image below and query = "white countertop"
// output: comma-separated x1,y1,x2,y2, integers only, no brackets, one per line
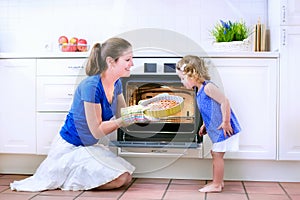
0,52,89,59
0,51,279,59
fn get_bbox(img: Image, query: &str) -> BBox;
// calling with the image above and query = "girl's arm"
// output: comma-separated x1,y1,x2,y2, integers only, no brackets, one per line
204,83,233,136
199,124,207,136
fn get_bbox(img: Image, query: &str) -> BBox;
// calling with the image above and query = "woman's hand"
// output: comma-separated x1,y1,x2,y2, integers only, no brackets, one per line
121,105,149,126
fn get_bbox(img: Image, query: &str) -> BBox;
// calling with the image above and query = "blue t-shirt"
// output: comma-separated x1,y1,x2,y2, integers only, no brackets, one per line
60,75,123,146
197,81,241,143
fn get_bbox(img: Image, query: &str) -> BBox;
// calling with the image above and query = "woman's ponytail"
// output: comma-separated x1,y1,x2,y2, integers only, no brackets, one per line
85,43,102,76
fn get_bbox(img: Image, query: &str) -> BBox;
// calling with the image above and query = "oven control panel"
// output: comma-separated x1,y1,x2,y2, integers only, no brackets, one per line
131,57,181,75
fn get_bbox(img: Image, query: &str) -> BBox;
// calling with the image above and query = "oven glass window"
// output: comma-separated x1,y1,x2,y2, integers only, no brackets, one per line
125,81,195,124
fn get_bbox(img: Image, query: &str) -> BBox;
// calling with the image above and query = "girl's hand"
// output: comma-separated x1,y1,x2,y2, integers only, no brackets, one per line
218,122,233,137
199,124,207,136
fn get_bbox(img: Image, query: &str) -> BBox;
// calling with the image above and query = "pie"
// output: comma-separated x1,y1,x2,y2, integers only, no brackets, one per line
147,99,178,111
139,94,184,118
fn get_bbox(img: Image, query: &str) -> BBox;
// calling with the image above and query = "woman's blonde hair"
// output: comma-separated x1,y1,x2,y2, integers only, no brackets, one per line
85,37,132,76
176,55,210,83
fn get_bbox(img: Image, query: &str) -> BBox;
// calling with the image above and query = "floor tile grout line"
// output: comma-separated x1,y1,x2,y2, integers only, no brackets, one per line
241,181,250,200
116,177,137,200
204,180,208,200
23,192,36,200
278,182,293,200
160,179,172,200
72,190,85,200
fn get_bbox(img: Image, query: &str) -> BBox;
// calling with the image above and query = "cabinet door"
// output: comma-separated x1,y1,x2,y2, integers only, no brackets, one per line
203,58,278,160
281,0,300,25
279,26,300,160
36,113,66,155
0,59,36,153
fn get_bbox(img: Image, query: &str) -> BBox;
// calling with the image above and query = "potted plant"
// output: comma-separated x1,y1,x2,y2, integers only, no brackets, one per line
211,20,251,51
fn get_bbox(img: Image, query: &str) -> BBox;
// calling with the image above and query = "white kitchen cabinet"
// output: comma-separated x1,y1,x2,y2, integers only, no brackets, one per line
281,0,300,25
203,57,278,160
36,58,87,155
279,26,300,160
0,59,36,154
36,113,66,155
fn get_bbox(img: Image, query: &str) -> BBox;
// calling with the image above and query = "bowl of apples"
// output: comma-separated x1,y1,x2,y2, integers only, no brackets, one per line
58,36,89,52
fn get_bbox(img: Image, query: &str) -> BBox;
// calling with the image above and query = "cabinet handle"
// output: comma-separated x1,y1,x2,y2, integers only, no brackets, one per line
281,5,286,23
67,93,73,96
67,66,84,69
281,28,287,46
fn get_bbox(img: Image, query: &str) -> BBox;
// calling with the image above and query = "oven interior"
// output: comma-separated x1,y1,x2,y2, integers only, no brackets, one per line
115,75,202,148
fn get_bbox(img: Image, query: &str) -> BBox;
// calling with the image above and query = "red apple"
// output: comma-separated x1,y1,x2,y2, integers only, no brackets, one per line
61,43,77,52
78,39,87,45
61,43,69,52
69,44,77,52
69,37,78,44
58,36,68,45
77,39,88,52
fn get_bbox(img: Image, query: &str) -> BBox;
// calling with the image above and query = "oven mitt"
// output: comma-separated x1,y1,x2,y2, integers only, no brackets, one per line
121,105,149,126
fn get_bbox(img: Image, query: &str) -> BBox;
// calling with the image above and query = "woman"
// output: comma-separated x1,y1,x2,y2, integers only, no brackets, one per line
10,37,137,191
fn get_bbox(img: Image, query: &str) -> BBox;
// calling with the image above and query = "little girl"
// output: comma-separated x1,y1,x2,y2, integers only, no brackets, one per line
176,55,241,193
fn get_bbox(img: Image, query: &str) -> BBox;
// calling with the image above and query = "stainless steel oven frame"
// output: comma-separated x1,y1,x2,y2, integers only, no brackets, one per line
109,56,203,158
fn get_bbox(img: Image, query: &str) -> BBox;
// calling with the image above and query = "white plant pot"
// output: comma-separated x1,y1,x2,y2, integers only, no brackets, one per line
212,39,251,52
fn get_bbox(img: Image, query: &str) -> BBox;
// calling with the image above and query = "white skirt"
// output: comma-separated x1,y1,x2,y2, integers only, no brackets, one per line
212,134,239,152
10,135,135,192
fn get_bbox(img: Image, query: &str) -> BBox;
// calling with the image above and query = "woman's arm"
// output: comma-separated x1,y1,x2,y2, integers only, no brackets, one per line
84,101,123,139
204,83,233,135
115,93,126,118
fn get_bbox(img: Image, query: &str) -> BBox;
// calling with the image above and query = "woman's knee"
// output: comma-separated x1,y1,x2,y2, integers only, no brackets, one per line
121,172,132,184
115,172,132,187
125,173,132,184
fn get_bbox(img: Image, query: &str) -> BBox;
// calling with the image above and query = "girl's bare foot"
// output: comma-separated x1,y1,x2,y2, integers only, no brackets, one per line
202,182,224,188
198,184,222,193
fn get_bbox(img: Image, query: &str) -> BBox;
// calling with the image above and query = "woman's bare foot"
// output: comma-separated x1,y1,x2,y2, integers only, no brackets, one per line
198,184,222,193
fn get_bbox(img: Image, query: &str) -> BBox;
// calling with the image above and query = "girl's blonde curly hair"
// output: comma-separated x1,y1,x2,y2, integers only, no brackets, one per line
176,55,210,83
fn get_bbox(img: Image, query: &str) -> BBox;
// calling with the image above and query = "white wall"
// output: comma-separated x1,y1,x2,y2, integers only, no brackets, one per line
0,0,267,53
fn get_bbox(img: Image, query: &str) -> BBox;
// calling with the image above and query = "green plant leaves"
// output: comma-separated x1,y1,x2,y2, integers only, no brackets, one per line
212,20,249,42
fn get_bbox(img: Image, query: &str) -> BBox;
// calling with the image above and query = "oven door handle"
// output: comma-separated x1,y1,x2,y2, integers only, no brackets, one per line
117,148,186,158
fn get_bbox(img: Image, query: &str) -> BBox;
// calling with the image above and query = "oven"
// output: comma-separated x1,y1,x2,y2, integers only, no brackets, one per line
110,56,204,158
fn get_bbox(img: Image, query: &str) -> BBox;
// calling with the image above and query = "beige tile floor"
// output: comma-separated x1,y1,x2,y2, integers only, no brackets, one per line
1,174,300,200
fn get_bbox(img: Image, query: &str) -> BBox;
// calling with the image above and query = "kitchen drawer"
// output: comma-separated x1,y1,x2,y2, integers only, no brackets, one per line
37,76,85,111
37,58,87,76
